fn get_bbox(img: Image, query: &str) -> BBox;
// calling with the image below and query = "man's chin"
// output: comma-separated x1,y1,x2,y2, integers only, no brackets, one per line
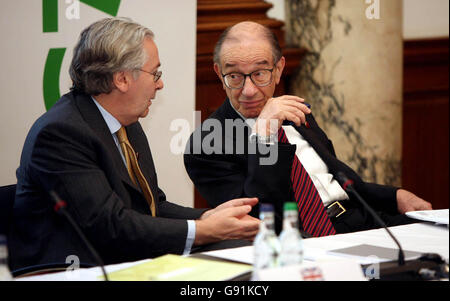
241,108,262,119
140,108,150,118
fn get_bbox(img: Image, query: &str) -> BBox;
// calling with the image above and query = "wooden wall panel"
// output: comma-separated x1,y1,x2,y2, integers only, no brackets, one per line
402,38,449,209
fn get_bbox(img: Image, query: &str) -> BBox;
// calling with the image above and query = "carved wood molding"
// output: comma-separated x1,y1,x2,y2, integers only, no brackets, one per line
403,38,449,95
197,0,286,55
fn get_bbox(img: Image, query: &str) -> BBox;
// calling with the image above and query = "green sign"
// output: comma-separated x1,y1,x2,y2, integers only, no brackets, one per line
42,0,121,110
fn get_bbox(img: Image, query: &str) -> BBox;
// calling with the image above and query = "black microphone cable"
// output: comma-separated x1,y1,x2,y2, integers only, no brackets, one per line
49,191,109,281
336,172,405,266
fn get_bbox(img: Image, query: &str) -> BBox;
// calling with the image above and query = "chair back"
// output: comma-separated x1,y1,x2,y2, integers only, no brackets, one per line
0,184,16,235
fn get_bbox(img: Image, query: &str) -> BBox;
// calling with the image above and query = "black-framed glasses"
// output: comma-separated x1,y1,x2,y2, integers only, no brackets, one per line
139,69,162,82
221,67,275,89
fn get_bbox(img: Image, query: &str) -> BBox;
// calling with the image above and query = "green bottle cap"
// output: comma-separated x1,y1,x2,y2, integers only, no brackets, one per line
284,202,297,211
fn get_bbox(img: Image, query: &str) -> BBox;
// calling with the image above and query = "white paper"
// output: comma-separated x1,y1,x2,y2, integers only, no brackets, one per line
257,259,367,281
202,246,254,265
406,209,449,225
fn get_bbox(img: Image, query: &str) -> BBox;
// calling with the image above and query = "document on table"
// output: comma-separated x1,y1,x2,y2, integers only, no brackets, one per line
104,254,252,281
202,246,254,265
327,244,423,264
202,246,343,264
405,209,449,225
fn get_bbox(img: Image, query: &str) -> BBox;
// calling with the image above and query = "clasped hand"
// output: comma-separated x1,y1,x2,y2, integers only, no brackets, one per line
252,95,311,137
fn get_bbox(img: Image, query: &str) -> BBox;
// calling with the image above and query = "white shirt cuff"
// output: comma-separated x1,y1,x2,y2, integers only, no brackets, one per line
183,220,196,255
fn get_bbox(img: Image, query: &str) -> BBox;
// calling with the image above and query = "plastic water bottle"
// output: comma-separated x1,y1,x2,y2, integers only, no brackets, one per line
0,235,13,280
279,202,304,266
252,203,280,280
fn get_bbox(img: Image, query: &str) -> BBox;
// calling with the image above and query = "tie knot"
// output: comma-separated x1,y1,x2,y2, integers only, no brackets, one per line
117,126,128,144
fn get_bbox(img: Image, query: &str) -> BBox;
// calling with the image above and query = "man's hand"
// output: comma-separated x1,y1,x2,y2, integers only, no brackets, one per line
194,198,260,246
252,95,311,137
396,189,432,214
200,197,259,219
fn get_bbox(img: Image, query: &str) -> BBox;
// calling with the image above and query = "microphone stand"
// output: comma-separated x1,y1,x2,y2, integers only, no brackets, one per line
50,191,109,281
337,172,405,266
336,172,448,281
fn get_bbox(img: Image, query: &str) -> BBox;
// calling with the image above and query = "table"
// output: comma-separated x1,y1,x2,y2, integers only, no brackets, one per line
15,222,449,281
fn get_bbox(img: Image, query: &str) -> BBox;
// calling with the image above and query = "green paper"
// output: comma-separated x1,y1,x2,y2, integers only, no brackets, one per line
104,254,252,281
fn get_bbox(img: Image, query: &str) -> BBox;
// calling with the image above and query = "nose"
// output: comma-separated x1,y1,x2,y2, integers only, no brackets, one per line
241,76,258,97
157,78,164,90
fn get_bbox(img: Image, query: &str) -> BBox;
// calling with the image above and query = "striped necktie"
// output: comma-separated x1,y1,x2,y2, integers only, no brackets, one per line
278,127,336,237
117,127,156,216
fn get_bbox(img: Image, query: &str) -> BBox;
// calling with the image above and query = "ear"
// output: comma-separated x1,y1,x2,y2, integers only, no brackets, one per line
112,71,131,93
274,56,286,85
214,63,227,90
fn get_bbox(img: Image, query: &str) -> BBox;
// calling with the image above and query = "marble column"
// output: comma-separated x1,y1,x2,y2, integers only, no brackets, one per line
285,0,403,186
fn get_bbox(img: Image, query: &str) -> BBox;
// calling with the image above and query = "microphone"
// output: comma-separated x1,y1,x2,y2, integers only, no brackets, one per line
336,172,405,265
49,191,109,281
336,172,448,280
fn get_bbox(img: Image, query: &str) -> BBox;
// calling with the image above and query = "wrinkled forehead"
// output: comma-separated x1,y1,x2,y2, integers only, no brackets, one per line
219,38,273,69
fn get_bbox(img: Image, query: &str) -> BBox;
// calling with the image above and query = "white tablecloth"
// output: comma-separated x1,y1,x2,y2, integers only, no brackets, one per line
15,222,449,281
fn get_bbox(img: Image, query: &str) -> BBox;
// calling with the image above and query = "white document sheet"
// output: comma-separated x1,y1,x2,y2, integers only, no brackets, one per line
405,209,449,225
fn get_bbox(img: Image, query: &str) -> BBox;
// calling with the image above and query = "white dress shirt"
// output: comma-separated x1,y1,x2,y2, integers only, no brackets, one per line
230,99,349,206
282,125,349,206
91,97,195,255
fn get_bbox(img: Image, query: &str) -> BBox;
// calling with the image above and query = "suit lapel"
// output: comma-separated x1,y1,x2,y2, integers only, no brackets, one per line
72,92,139,190
294,117,342,177
221,98,243,120
221,98,252,136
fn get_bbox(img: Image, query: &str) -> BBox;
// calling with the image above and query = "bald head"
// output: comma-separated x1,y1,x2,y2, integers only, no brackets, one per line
213,21,282,66
228,21,267,39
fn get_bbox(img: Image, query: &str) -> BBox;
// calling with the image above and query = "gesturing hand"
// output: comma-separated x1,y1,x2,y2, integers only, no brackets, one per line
195,198,260,245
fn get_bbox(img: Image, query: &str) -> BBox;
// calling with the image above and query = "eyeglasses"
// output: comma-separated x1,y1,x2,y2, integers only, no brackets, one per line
139,69,162,82
221,67,275,89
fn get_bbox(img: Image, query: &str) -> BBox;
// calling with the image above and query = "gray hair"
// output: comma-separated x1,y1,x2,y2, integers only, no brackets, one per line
69,17,154,95
213,23,282,67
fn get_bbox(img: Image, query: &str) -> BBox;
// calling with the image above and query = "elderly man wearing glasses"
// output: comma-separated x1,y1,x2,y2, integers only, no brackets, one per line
184,21,431,237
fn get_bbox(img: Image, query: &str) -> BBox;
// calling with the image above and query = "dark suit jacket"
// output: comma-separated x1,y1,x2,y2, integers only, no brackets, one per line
184,99,399,233
9,91,206,273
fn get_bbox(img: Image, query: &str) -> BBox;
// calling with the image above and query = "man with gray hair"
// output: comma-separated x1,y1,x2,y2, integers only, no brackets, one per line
184,21,431,236
8,17,259,275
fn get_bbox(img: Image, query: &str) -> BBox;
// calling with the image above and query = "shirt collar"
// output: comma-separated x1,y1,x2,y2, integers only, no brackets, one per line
91,96,122,135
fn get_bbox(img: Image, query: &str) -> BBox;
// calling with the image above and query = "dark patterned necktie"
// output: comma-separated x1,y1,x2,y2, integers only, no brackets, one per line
278,127,336,237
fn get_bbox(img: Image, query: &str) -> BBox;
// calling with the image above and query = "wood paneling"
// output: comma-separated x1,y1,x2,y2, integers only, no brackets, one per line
194,0,305,208
402,38,449,209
